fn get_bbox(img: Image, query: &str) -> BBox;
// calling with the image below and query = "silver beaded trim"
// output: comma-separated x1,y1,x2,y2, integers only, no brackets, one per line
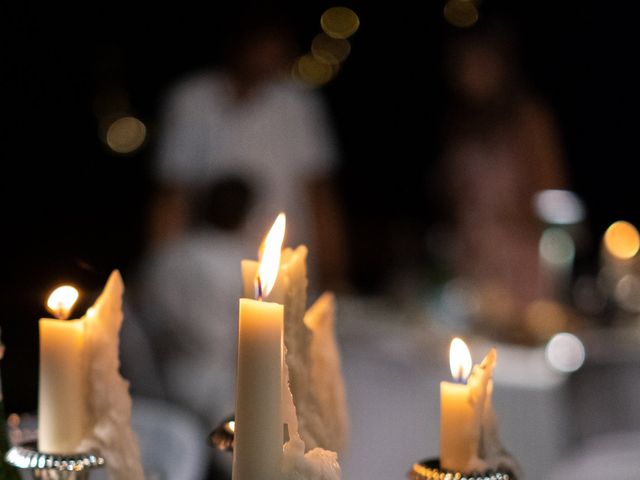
409,459,513,480
4,441,105,471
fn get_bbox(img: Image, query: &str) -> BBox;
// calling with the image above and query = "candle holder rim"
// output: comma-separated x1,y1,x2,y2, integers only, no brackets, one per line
409,458,515,480
4,440,105,471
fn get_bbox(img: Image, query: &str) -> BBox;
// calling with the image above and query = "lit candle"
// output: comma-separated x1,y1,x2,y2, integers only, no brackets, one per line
440,337,474,471
239,216,345,479
233,214,286,480
242,239,349,455
38,285,87,453
440,338,497,473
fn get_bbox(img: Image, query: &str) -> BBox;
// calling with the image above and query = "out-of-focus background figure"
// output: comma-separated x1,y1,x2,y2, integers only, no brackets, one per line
136,177,254,424
438,23,568,341
149,12,348,291
133,177,254,477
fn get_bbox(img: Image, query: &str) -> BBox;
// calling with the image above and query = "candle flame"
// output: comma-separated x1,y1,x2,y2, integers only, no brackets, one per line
256,213,286,299
449,337,472,382
46,285,79,320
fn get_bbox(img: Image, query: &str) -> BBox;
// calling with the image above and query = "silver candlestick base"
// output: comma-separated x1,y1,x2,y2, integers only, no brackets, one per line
4,441,105,480
208,415,235,452
409,458,515,480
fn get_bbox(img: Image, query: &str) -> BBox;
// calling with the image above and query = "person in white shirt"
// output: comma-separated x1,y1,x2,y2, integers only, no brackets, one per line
149,16,347,290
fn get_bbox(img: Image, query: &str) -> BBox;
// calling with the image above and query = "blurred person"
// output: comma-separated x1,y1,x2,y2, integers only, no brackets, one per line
136,176,253,426
438,22,568,339
135,178,256,480
149,12,348,291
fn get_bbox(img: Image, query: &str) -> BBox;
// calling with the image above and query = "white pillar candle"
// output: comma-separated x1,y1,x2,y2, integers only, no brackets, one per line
440,337,475,471
38,286,87,453
440,339,498,473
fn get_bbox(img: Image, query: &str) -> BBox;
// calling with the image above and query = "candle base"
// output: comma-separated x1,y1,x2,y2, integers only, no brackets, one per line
4,441,105,480
409,458,515,480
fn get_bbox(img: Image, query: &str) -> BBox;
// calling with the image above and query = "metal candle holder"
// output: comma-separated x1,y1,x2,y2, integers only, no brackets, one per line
208,415,235,452
4,441,105,480
409,458,515,480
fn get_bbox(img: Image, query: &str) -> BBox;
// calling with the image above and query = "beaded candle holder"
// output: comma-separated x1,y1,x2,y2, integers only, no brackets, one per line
4,441,104,480
409,458,515,480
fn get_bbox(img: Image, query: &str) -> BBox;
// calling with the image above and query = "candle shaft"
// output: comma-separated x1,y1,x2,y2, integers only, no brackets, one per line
439,381,475,471
38,319,87,453
233,298,283,480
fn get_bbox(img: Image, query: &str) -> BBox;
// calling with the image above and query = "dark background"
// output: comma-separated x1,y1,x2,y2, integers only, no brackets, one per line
1,1,637,413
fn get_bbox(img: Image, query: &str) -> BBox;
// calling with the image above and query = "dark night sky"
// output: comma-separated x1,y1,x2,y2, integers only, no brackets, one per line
1,1,638,412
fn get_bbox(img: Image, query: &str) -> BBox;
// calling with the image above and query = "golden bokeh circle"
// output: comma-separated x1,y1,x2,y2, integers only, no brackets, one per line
311,33,351,65
106,116,146,154
292,54,337,87
443,0,479,28
321,7,360,39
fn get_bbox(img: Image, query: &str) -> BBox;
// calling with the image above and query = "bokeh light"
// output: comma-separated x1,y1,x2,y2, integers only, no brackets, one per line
572,274,607,316
539,228,575,267
443,0,479,28
311,33,351,65
604,221,640,260
105,116,146,154
614,274,640,313
7,413,21,429
545,332,586,373
292,54,337,87
533,189,586,225
321,7,360,39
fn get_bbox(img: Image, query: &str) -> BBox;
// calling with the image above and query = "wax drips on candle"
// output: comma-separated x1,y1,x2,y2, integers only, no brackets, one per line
78,271,144,480
282,349,341,480
465,349,521,477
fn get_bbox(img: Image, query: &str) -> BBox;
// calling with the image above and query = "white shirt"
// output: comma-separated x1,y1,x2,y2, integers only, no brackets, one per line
155,72,338,247
137,229,253,423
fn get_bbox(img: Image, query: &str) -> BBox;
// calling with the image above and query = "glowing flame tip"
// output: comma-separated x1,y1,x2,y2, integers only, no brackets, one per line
449,337,472,382
256,213,286,299
46,285,79,320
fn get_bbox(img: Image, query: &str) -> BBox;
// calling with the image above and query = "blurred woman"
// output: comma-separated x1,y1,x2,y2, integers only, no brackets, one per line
440,23,568,337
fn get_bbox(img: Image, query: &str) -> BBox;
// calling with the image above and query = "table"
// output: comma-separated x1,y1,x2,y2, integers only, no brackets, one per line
335,296,571,479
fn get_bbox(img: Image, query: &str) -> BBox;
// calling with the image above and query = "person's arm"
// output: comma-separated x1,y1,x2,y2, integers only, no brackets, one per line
308,175,350,292
294,91,350,291
147,185,191,248
522,99,568,191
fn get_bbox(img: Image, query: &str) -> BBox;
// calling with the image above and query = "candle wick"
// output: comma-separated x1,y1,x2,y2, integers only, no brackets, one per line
457,365,465,383
255,275,264,301
54,305,68,321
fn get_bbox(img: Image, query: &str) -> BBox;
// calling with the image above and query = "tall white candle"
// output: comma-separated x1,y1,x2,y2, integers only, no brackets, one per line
233,214,286,480
38,286,87,453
